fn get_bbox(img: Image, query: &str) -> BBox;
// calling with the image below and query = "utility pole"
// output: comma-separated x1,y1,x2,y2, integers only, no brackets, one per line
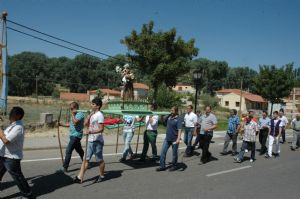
35,75,38,103
239,78,243,114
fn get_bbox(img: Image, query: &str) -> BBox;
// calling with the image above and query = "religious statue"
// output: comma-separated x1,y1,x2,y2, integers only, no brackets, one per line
116,63,135,100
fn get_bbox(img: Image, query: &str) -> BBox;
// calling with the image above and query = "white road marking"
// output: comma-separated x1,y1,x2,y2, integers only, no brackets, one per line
206,165,252,177
22,147,188,163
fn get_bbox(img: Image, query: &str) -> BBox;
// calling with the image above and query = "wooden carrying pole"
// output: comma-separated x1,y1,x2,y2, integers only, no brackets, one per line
80,133,89,184
57,107,64,165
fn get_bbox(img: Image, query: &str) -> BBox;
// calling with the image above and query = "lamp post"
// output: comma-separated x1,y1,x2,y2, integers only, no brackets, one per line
193,70,202,111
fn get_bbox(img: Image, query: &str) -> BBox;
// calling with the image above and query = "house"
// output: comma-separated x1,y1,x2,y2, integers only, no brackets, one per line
216,89,267,112
173,83,195,94
88,89,121,101
133,83,149,99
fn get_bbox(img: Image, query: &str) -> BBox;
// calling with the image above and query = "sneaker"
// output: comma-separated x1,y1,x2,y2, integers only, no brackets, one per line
156,167,166,172
265,154,271,159
231,152,237,156
291,147,296,151
220,152,227,156
94,176,105,183
250,159,254,163
234,156,241,163
169,167,177,172
73,176,81,184
119,158,126,162
274,153,280,158
245,149,248,153
56,167,67,173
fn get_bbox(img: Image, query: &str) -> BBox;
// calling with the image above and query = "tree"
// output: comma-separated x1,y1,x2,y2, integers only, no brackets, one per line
121,21,198,102
147,83,182,109
254,64,295,115
224,67,258,92
189,58,229,95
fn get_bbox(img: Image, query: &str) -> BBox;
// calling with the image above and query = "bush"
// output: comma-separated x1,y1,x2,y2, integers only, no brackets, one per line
148,84,182,109
200,93,218,108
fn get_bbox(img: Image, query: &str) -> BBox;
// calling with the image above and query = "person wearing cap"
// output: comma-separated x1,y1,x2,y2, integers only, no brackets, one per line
0,107,34,199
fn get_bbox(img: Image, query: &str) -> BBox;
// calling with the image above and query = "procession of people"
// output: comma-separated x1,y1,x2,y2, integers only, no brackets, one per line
1,98,300,198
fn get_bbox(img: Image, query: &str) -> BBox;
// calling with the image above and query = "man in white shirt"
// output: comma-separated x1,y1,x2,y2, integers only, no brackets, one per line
0,107,34,199
279,109,288,144
183,105,198,156
266,111,283,158
74,97,105,184
139,103,159,161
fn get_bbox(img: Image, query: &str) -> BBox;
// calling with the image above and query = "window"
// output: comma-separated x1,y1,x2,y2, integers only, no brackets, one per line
225,101,229,106
236,102,240,107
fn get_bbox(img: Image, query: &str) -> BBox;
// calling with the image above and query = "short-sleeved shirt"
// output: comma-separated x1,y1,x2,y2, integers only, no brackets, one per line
243,121,259,142
69,111,85,139
227,115,240,134
165,115,183,142
88,111,104,142
199,113,218,136
279,116,288,127
0,120,25,159
258,117,270,130
145,115,159,131
291,119,300,131
184,112,198,128
123,115,137,133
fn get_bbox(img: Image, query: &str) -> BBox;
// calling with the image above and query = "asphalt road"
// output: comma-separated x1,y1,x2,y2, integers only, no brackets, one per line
1,136,299,199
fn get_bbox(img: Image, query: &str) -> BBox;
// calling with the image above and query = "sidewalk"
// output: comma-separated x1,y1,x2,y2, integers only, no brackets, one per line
23,129,294,151
23,130,228,151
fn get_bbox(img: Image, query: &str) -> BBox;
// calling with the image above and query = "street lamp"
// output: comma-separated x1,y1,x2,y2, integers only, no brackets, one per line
193,70,202,112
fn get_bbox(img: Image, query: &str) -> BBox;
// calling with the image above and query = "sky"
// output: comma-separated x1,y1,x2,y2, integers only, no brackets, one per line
1,0,300,70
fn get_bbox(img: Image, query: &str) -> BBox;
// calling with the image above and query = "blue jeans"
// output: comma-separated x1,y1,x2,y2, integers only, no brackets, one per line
238,141,256,160
0,157,32,197
64,136,84,169
184,127,194,146
159,139,178,168
122,131,134,159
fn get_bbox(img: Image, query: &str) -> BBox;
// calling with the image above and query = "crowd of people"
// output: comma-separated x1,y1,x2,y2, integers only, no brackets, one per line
0,97,299,198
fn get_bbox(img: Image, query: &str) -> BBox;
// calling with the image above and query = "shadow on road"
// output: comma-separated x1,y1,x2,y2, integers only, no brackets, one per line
3,172,73,198
83,170,123,187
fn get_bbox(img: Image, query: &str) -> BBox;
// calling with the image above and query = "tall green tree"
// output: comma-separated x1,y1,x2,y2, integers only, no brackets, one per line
189,58,229,95
254,64,295,114
121,21,198,101
224,67,258,92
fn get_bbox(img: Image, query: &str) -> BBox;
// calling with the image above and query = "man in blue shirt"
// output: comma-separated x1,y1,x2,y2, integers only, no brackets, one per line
220,109,240,156
58,102,85,172
156,106,183,172
258,110,270,155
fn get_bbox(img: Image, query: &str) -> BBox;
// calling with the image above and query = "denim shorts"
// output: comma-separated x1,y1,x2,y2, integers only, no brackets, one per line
86,141,104,162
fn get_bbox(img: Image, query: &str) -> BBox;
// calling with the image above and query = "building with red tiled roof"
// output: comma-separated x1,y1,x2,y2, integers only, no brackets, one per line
216,89,267,112
172,83,195,94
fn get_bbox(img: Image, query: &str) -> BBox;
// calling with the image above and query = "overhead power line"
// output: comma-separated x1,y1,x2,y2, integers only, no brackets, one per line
7,19,115,59
7,27,104,60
